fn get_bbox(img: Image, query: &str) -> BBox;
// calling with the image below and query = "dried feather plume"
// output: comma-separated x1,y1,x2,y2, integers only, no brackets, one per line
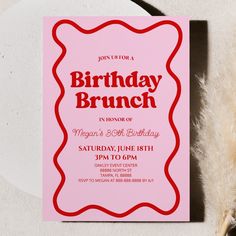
194,51,236,235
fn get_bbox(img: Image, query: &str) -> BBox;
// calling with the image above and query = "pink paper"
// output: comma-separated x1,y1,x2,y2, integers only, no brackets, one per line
43,17,189,221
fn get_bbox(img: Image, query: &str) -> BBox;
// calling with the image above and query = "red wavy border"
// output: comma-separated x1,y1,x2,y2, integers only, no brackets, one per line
51,19,182,218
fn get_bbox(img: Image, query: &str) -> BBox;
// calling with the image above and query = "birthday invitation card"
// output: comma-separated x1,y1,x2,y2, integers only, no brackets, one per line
43,17,189,221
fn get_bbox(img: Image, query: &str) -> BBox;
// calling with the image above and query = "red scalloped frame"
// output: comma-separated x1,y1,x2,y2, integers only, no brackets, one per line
51,19,182,218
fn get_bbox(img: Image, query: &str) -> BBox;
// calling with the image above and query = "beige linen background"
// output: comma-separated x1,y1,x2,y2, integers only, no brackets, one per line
0,0,236,235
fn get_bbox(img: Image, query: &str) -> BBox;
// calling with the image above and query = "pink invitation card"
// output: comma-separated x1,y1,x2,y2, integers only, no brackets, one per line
43,17,189,221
